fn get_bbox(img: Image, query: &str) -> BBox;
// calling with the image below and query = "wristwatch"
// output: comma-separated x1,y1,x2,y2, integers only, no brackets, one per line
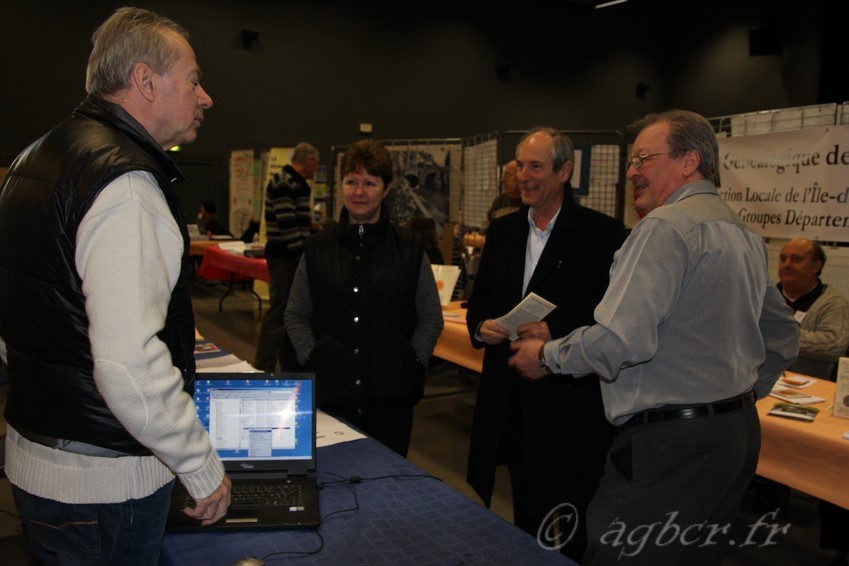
538,344,554,375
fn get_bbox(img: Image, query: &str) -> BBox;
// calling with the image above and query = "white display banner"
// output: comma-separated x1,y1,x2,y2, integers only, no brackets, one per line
229,149,258,238
718,125,849,242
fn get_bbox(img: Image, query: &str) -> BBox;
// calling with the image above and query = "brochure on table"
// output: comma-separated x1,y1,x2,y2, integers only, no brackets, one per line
769,386,826,405
768,402,820,422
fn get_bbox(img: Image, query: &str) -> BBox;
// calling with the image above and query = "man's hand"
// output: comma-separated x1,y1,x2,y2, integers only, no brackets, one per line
478,319,511,345
508,338,549,381
183,475,232,526
515,321,551,341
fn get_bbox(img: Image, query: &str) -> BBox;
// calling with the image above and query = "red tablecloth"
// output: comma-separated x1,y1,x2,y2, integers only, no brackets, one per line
196,245,269,282
189,238,236,257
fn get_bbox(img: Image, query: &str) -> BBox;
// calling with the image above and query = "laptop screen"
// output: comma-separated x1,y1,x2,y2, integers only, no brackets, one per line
193,374,315,470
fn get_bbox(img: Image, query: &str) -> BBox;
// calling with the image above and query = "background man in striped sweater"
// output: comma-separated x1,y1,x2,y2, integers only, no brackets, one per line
255,142,320,371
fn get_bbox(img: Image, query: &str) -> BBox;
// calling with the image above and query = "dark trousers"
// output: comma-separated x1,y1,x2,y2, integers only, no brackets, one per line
584,405,760,566
820,500,849,551
255,255,299,371
13,481,173,565
504,438,596,562
501,400,604,562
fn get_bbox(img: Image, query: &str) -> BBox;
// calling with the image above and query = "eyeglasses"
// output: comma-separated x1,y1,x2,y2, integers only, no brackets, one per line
629,152,667,169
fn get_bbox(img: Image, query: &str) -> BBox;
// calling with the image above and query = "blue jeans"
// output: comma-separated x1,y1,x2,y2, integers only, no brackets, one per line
12,481,174,565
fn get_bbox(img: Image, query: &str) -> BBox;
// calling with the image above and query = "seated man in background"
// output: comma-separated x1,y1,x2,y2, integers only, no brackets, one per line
197,199,224,235
777,237,849,379
777,237,849,565
485,159,522,227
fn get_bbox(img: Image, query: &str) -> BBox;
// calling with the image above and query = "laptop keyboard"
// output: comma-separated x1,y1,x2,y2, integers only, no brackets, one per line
184,484,304,511
183,482,307,511
231,483,306,508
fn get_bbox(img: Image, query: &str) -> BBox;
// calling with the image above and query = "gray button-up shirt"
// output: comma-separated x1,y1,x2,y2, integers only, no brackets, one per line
543,180,800,425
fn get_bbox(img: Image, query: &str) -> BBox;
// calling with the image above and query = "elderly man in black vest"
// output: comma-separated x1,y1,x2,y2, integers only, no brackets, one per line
0,7,230,563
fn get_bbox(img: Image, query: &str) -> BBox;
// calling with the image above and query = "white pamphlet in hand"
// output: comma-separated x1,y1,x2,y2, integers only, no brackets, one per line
494,292,557,341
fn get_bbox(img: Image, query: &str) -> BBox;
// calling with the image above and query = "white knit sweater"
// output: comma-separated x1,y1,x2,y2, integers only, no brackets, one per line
5,171,224,503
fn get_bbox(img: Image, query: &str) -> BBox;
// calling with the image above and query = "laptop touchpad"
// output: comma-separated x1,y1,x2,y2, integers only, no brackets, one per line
225,509,259,523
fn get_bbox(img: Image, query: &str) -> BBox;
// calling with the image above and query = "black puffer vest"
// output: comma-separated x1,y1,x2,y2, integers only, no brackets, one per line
0,97,196,455
304,207,425,413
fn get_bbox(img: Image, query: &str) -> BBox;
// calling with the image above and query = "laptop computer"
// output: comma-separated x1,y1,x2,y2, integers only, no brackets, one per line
166,372,320,530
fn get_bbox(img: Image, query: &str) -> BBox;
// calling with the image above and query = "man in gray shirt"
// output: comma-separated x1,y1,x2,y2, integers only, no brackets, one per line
510,109,799,565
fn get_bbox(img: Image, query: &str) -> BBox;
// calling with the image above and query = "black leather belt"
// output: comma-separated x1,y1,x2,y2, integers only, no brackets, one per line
16,429,129,458
624,390,756,427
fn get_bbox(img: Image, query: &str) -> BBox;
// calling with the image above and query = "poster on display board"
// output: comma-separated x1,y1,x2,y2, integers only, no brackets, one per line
384,144,457,231
717,125,849,243
262,147,294,192
228,149,260,239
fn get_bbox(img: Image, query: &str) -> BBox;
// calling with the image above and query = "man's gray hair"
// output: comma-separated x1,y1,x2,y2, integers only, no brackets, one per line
517,127,575,175
628,110,721,186
86,7,189,97
292,142,320,164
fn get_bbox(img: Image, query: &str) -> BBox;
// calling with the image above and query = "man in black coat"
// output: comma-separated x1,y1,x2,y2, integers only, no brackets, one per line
466,127,626,561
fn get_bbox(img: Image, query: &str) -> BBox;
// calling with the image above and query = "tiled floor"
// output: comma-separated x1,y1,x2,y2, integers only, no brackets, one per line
0,280,842,564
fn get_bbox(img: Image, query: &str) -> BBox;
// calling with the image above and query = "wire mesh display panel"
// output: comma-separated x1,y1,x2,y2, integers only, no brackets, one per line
709,103,839,138
841,102,849,125
459,133,499,231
